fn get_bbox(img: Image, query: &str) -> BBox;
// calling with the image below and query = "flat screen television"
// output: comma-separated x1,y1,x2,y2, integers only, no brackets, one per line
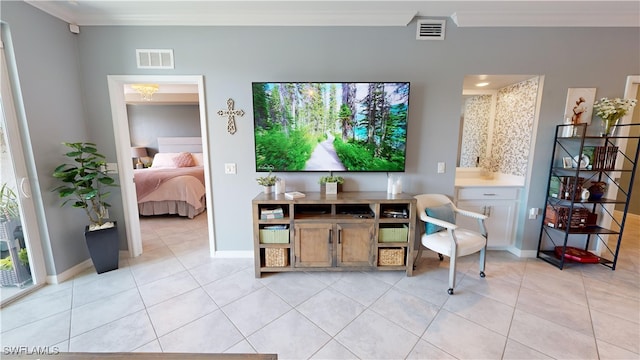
252,82,410,172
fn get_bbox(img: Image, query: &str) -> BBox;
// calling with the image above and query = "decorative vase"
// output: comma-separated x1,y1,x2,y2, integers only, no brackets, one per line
84,221,119,274
601,118,619,137
263,185,272,194
320,183,342,194
588,181,607,201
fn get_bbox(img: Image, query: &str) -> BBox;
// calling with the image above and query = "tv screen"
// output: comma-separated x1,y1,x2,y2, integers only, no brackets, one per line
252,82,410,172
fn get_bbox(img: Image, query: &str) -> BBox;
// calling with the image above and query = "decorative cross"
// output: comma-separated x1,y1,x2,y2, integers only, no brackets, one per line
217,98,245,135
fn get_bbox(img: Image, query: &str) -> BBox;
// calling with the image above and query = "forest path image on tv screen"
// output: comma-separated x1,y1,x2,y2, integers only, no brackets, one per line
252,82,409,172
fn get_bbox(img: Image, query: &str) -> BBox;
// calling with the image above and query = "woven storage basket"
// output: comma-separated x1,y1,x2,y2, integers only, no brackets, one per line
265,248,289,267
378,225,408,243
259,228,289,244
378,248,405,266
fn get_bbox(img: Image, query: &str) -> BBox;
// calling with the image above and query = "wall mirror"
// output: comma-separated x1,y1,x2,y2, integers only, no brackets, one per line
457,74,542,180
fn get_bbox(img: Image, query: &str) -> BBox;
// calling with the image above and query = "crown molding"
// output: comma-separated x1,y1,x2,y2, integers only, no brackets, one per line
452,10,640,27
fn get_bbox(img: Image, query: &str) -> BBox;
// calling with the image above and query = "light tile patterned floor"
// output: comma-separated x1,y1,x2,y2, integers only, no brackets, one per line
1,212,638,359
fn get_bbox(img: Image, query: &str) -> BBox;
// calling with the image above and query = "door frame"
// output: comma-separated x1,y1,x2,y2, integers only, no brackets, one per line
0,40,46,294
107,75,214,257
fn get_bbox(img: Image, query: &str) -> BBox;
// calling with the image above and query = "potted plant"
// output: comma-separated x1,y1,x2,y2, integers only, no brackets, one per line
0,248,31,287
256,168,278,194
0,183,31,286
52,142,119,274
318,175,344,194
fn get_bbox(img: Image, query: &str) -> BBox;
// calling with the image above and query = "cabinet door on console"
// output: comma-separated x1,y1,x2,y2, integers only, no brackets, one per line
294,223,333,267
337,223,375,267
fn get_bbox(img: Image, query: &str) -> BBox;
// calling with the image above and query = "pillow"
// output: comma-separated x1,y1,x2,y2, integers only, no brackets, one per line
425,203,455,235
191,153,204,166
173,152,195,167
150,153,180,168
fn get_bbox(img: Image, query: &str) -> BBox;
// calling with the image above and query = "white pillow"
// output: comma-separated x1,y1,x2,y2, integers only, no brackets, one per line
151,153,179,168
192,153,204,166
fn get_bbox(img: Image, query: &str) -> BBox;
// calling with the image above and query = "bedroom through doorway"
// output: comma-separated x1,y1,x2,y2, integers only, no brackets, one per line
107,75,214,258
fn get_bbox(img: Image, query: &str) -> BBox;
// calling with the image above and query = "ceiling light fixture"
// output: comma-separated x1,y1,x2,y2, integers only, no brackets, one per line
475,82,490,87
131,84,159,101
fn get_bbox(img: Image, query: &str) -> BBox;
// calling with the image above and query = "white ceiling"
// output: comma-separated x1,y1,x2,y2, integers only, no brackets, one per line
24,0,640,28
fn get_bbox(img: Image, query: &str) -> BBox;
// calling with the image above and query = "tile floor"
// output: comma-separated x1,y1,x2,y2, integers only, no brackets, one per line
1,212,638,359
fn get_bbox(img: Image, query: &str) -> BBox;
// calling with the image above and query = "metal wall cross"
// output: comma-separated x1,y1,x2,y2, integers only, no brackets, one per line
217,98,245,135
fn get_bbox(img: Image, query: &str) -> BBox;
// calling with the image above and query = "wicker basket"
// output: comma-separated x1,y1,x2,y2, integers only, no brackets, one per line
265,248,289,267
378,248,405,266
259,228,289,244
378,225,408,243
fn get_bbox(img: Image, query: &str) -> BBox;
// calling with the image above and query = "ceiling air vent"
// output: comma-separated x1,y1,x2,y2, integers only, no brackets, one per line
416,19,446,40
136,49,174,69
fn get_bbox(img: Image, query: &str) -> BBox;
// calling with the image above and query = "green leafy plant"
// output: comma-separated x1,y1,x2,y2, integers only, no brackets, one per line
0,256,12,270
0,183,19,221
0,249,28,271
52,142,117,228
318,175,344,184
256,170,278,186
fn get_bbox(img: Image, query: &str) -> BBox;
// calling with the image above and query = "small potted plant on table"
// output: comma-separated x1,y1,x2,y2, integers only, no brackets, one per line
256,167,278,194
319,175,344,194
52,142,119,274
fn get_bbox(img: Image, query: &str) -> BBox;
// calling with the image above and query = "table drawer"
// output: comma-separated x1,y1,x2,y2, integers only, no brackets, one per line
457,187,519,200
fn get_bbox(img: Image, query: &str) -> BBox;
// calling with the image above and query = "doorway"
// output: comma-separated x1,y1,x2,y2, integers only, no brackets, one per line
107,75,214,258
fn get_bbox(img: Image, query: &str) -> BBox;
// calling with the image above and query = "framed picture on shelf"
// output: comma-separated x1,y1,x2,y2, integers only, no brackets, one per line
562,157,573,169
564,88,596,125
582,146,596,165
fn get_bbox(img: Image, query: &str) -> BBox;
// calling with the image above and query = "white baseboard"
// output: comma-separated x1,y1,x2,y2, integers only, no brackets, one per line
507,247,538,258
46,259,92,284
213,250,254,258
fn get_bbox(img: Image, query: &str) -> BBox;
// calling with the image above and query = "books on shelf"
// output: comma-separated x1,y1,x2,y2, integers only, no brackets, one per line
591,146,618,170
260,207,284,220
284,191,305,199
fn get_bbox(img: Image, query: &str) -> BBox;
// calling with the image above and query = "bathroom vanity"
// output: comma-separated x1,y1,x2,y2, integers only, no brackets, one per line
454,168,523,250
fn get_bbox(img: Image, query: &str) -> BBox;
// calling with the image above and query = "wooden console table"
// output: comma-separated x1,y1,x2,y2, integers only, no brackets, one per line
252,191,417,278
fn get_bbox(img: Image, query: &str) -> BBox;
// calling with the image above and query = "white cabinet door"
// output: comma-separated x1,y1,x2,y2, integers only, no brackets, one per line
455,187,519,249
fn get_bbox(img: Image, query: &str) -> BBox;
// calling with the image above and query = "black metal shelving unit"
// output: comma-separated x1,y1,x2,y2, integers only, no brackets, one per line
537,123,640,270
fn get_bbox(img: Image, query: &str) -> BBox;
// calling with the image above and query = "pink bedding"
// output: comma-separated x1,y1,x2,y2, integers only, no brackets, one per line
134,167,205,199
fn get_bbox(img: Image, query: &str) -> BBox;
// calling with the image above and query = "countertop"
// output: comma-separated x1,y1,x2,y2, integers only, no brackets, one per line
455,168,524,188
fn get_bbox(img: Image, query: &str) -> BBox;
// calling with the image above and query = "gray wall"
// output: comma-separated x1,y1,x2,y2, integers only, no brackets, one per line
2,2,95,275
3,1,639,274
127,104,201,156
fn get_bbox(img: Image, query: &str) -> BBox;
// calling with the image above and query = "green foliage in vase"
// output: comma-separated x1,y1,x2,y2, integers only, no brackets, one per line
52,142,118,227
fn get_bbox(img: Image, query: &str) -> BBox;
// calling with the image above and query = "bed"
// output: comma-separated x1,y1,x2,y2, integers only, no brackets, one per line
134,137,206,218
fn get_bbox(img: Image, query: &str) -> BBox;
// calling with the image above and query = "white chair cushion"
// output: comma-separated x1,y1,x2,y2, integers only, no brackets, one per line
421,229,486,257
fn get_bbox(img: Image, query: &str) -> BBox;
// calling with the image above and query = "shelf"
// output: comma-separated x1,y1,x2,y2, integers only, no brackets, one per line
537,123,639,271
543,224,619,235
538,250,614,268
253,191,417,278
547,197,627,205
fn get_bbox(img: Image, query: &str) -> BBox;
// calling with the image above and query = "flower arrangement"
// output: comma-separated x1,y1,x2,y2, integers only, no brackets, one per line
593,97,637,123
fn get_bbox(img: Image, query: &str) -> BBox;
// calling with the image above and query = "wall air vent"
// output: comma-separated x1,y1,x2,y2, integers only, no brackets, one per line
416,19,446,40
136,49,174,69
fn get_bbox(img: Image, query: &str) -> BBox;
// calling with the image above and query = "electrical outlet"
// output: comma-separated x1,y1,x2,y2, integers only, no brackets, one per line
224,163,236,174
528,207,540,219
437,162,445,174
105,163,118,173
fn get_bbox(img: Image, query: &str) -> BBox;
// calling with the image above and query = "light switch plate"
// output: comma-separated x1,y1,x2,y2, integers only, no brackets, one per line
437,162,445,173
224,163,237,174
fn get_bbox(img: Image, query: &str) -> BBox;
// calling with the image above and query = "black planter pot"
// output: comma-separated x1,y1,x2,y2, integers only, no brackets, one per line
84,221,119,274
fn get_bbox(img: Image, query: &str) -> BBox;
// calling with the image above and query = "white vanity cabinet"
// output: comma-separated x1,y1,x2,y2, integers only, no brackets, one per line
455,187,520,248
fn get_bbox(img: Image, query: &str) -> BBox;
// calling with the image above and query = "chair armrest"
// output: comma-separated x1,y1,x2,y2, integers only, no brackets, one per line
455,208,488,220
418,212,458,230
